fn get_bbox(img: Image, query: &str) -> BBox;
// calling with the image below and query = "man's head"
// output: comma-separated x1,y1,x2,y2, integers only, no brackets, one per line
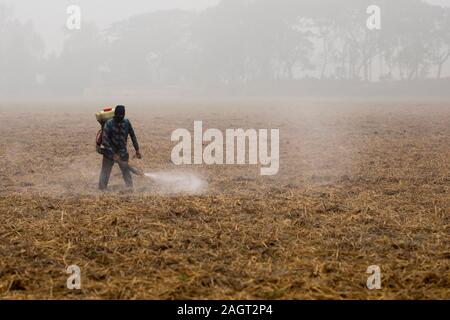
114,105,125,122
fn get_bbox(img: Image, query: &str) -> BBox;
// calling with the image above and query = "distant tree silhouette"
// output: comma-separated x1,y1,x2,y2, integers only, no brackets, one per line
7,0,448,97
46,22,104,95
428,6,450,79
0,5,44,96
105,10,196,88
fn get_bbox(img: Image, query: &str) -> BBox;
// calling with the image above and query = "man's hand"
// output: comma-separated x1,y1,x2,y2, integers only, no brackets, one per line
113,154,120,162
135,150,142,159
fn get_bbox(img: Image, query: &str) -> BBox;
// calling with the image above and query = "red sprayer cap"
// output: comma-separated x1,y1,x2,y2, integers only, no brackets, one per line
103,107,112,112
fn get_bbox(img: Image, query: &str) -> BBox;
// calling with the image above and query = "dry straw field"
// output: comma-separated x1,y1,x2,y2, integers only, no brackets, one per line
0,98,449,299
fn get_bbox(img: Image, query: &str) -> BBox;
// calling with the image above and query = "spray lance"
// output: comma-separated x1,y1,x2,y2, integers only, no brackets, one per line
121,161,144,177
113,155,144,177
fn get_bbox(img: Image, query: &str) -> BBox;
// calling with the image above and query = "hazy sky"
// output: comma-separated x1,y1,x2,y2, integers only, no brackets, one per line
0,0,448,55
0,0,220,55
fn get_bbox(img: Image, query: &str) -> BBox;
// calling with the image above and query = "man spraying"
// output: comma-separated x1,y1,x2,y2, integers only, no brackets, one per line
98,105,142,190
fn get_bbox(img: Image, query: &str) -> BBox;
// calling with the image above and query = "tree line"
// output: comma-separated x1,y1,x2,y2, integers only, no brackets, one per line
1,0,449,96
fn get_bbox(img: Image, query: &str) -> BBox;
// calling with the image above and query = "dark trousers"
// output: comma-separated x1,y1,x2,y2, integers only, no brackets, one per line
99,156,133,190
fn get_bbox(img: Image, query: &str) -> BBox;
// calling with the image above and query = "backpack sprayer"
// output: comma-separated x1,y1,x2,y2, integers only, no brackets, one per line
95,107,144,177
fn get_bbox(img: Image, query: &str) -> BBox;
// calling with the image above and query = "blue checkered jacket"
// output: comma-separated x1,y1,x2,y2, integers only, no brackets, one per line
102,118,139,161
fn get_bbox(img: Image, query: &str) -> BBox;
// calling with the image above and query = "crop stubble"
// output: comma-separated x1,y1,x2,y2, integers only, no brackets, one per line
0,99,449,299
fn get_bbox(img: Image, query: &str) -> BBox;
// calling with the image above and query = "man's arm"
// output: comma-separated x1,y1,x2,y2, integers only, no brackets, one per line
128,120,140,152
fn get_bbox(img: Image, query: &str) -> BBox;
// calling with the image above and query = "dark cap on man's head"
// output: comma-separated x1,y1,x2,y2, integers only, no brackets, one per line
115,105,126,116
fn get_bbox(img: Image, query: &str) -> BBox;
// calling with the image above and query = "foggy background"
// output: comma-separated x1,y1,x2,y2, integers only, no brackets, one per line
1,0,450,99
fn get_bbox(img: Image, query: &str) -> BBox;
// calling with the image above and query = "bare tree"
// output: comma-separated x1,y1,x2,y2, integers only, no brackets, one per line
428,7,450,79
